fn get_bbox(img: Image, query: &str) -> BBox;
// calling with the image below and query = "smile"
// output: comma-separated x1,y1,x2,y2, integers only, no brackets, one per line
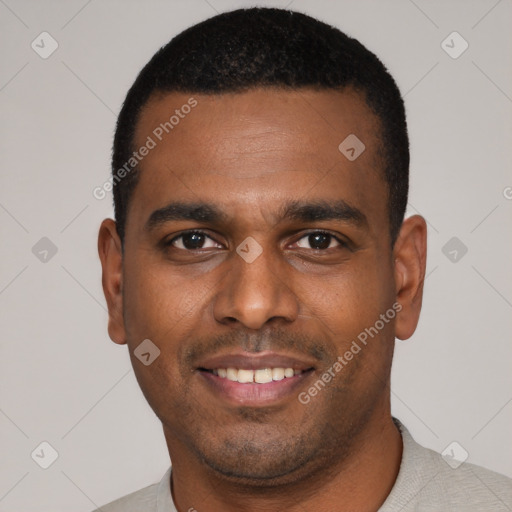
205,367,304,383
195,351,317,405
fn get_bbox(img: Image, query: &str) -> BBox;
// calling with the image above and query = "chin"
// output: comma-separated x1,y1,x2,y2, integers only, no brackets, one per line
202,456,311,487
193,430,325,487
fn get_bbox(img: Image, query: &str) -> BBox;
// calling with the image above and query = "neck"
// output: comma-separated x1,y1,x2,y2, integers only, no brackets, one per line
166,411,403,512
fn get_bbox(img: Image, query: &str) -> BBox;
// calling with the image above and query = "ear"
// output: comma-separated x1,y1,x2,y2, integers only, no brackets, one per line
98,218,126,344
393,215,427,340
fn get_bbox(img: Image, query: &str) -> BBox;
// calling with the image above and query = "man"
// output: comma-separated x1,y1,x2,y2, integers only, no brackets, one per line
95,7,511,512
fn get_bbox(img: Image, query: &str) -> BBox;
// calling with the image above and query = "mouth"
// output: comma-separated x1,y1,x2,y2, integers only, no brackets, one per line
195,352,316,405
200,367,308,383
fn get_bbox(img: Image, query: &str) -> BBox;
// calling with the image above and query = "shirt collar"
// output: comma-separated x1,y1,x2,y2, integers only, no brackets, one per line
156,466,175,512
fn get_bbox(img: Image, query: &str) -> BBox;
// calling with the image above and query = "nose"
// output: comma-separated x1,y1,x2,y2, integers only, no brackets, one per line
213,241,299,330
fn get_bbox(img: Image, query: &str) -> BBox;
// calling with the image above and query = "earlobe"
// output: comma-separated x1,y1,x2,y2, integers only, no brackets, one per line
393,215,427,341
98,219,127,345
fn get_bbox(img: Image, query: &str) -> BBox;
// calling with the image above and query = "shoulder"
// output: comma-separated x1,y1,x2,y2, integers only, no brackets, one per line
90,482,159,511
381,420,512,511
421,444,512,509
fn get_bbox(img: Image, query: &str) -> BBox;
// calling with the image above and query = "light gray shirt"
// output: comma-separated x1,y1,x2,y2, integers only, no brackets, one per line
93,419,512,511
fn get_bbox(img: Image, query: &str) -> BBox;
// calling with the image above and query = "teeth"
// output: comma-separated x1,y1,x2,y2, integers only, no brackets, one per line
254,368,273,383
272,368,285,381
226,368,238,381
238,369,254,383
213,367,301,383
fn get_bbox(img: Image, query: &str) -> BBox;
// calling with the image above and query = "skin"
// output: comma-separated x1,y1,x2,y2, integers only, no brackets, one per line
98,87,427,512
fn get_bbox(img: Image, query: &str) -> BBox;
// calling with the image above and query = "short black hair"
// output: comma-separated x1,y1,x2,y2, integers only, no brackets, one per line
112,7,409,244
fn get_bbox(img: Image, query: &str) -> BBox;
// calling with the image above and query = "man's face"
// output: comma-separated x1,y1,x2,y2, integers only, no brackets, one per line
107,88,410,483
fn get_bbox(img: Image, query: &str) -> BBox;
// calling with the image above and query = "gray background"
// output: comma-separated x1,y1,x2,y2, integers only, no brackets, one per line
1,0,511,510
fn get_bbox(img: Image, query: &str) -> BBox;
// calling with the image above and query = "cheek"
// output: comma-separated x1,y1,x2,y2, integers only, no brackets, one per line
122,254,213,345
122,259,177,340
122,262,192,413
300,261,393,336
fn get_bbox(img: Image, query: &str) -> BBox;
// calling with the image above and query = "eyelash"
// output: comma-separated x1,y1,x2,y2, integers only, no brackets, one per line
166,229,348,251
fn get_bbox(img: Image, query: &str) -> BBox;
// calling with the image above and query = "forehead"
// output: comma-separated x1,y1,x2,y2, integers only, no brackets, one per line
135,87,381,164
129,88,387,232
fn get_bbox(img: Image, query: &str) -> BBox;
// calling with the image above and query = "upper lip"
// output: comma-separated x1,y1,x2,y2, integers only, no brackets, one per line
196,351,317,371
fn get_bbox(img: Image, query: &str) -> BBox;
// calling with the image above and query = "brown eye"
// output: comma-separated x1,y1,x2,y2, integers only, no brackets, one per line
171,231,220,250
296,232,342,250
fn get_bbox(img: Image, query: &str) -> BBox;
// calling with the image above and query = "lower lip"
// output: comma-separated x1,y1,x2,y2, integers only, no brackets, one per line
198,370,313,406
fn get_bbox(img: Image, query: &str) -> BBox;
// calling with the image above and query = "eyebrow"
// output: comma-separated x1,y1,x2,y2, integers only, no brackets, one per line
145,202,228,231
144,199,367,231
279,199,367,226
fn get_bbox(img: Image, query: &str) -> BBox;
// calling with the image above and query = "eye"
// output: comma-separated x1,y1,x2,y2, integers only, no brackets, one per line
295,231,344,250
169,231,221,250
